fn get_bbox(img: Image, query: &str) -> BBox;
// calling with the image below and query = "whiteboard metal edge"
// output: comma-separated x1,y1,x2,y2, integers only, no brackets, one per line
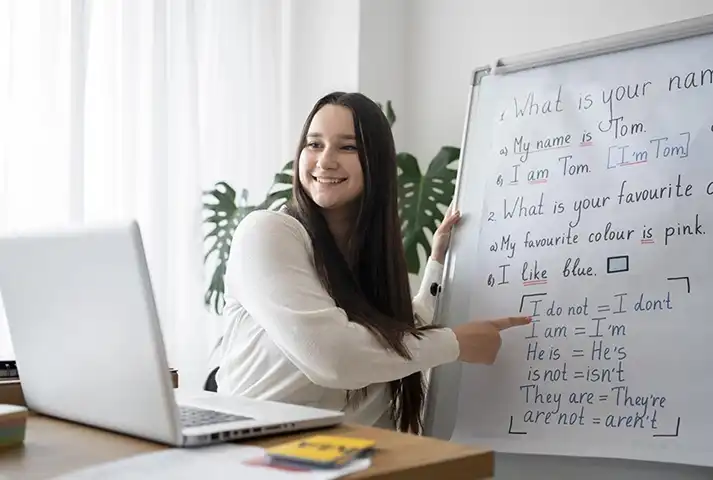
422,73,483,439
487,13,713,77
421,12,713,441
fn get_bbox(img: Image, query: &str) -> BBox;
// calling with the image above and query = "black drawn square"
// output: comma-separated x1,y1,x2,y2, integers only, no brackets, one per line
607,255,629,274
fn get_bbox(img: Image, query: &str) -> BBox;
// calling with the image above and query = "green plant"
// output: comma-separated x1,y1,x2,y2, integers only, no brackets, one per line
202,101,460,314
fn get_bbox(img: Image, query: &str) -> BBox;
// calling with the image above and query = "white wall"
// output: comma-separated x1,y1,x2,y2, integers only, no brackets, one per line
358,0,408,147
402,1,713,478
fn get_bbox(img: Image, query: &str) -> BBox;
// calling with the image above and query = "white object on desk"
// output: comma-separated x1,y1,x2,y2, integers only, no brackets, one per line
0,404,27,448
50,443,371,479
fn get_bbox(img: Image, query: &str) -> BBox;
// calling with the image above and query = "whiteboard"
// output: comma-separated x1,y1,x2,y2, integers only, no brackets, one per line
424,13,713,469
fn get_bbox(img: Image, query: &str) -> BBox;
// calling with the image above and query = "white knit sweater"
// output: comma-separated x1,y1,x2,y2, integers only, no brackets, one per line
213,209,460,427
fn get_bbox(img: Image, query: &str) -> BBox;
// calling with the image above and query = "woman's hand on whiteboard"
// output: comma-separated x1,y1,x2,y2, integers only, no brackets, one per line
452,316,531,364
431,203,461,264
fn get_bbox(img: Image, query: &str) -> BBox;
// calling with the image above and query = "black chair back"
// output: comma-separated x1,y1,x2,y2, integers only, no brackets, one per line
204,366,219,392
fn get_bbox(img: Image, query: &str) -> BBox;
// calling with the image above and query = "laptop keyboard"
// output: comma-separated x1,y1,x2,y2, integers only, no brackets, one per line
179,405,252,427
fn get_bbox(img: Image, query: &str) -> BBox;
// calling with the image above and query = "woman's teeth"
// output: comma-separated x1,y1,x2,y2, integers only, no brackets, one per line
314,177,345,184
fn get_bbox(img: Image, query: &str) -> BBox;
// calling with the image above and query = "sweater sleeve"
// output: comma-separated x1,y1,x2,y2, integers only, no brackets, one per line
223,210,460,390
412,258,445,326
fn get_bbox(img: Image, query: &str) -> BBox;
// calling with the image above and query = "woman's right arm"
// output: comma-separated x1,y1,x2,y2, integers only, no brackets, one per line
223,210,461,391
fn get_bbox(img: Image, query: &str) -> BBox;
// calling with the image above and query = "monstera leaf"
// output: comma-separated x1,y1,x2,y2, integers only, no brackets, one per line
376,100,396,127
202,183,257,314
259,160,294,210
397,146,460,274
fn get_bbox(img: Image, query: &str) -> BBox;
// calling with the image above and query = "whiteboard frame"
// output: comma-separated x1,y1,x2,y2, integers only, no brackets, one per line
423,12,713,440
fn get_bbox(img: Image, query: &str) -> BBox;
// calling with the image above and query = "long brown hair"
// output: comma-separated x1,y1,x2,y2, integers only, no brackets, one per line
285,92,440,433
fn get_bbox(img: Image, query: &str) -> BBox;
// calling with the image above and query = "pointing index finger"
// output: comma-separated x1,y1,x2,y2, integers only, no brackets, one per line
490,316,531,331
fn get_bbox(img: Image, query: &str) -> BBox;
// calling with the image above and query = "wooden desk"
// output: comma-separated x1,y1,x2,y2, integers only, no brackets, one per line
0,415,493,479
0,381,494,479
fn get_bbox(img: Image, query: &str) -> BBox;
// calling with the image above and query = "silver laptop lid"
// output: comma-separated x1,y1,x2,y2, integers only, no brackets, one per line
0,220,181,445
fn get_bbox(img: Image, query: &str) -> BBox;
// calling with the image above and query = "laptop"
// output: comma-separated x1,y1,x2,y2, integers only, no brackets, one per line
0,220,343,447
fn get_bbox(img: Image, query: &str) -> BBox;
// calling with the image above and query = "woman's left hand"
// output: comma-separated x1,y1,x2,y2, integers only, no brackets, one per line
430,203,461,264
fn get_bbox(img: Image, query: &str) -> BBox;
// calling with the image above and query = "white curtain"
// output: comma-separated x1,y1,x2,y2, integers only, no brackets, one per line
0,0,291,389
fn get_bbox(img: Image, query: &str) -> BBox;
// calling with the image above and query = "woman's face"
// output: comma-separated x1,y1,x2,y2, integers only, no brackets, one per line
298,104,364,211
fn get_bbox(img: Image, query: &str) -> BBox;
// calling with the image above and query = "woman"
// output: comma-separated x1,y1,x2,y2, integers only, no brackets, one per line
213,92,529,434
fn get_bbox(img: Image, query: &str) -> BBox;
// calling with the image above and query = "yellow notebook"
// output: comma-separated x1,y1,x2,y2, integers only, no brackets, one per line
265,435,376,468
